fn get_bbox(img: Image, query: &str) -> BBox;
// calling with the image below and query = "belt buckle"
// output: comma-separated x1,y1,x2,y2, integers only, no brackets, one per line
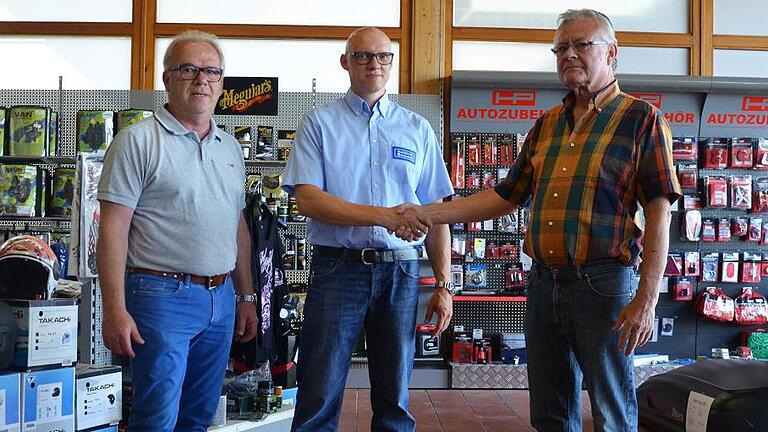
206,275,216,288
361,248,376,265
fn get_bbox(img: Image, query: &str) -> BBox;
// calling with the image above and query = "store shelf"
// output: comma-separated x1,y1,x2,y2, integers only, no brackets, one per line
453,295,526,302
0,155,76,165
449,362,686,389
244,159,287,166
209,408,294,432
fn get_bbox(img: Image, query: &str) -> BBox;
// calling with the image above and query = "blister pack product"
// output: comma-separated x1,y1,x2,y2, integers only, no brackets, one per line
753,177,768,214
8,106,49,157
702,137,729,169
731,175,752,209
731,137,754,169
77,110,114,153
672,136,698,161
116,109,153,132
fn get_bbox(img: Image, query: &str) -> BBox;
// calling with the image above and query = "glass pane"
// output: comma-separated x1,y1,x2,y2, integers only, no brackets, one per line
157,0,399,26
714,0,768,36
453,0,688,33
714,50,768,78
0,36,131,89
155,38,400,93
452,42,689,75
0,0,131,22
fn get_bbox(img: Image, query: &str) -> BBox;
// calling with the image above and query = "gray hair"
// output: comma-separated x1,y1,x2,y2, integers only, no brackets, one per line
557,9,617,70
163,30,225,71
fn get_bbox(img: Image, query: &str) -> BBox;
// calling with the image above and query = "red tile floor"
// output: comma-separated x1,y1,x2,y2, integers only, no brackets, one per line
339,389,653,432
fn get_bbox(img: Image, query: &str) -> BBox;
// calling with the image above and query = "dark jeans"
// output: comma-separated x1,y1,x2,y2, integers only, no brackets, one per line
525,260,639,432
291,257,420,432
124,273,235,432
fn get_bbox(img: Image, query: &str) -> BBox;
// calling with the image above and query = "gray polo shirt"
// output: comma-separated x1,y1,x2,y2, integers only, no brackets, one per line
98,106,245,276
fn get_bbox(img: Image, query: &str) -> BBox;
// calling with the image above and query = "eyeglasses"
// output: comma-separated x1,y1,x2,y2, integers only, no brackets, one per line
168,64,224,82
348,51,395,65
551,41,611,57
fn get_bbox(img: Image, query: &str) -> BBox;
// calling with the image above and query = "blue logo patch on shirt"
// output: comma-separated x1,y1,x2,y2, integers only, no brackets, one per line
392,146,416,165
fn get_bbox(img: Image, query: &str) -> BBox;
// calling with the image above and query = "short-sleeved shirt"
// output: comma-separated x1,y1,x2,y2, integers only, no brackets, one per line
282,89,454,249
98,105,246,275
495,81,682,267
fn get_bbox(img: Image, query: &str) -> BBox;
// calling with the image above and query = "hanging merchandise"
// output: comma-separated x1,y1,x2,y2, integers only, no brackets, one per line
735,287,768,326
730,138,754,169
230,192,287,367
50,167,77,217
672,137,697,161
0,235,61,300
116,109,153,132
276,130,294,162
255,126,274,159
753,177,768,214
705,176,728,208
74,153,103,278
755,138,768,170
0,164,39,216
696,286,735,323
676,164,697,189
681,209,701,241
730,175,752,210
0,107,5,155
8,106,49,157
48,111,58,157
76,110,114,153
701,138,729,169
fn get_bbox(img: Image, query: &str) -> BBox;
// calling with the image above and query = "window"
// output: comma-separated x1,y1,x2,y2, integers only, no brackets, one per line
155,38,400,93
157,0,399,26
714,0,768,36
714,50,768,78
0,36,131,89
453,41,688,75
453,0,688,33
0,0,131,22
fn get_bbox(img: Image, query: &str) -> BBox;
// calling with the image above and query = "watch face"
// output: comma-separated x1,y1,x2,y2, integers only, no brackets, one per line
440,281,457,295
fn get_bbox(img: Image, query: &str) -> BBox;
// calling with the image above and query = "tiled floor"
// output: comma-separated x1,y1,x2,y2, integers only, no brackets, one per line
339,389,652,432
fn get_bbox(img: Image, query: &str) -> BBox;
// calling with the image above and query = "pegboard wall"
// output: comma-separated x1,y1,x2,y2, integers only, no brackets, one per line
1,87,443,366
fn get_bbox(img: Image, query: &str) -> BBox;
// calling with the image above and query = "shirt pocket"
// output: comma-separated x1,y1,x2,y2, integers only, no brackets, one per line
388,144,420,187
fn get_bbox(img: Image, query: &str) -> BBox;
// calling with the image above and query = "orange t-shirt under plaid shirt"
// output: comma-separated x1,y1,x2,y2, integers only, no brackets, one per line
494,81,682,267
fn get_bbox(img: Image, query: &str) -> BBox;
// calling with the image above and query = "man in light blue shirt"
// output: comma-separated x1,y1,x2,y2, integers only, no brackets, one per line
283,27,454,432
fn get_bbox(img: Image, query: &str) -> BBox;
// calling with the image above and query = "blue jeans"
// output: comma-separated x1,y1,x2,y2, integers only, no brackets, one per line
291,257,420,432
124,273,235,432
525,260,638,432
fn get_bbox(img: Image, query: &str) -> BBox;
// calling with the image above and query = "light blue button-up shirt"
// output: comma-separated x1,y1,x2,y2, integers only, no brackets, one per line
282,89,453,249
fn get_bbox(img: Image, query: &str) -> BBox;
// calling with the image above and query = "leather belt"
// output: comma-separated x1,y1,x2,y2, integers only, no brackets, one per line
127,267,229,288
313,246,420,265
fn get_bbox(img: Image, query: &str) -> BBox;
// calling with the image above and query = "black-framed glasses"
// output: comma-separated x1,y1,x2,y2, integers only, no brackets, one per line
168,64,224,82
551,41,611,57
349,51,395,65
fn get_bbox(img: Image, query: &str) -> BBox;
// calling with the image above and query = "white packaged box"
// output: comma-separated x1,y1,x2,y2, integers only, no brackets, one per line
0,372,21,432
7,299,77,369
75,365,121,431
21,367,75,432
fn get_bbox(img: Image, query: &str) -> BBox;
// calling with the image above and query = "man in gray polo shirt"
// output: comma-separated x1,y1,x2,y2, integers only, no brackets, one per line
96,30,258,431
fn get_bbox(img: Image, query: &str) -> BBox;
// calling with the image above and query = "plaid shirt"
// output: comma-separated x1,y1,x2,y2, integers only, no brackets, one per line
495,81,682,266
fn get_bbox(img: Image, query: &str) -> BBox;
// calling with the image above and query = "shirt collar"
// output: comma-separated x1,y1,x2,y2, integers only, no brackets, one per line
155,104,221,141
344,88,391,117
562,79,620,114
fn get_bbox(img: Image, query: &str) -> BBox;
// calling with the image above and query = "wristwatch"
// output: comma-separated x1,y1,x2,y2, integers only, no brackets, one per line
436,280,458,295
236,294,257,303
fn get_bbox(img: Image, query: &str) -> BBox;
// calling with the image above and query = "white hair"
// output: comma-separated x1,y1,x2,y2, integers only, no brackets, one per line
557,9,617,70
163,29,225,70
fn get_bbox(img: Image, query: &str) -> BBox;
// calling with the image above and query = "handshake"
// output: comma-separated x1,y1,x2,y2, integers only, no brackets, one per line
386,203,432,241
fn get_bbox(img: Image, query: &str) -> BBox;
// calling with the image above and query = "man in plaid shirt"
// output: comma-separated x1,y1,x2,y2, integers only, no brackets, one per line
401,9,682,432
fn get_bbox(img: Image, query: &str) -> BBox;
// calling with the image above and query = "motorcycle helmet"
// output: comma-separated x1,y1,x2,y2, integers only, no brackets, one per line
0,235,61,300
